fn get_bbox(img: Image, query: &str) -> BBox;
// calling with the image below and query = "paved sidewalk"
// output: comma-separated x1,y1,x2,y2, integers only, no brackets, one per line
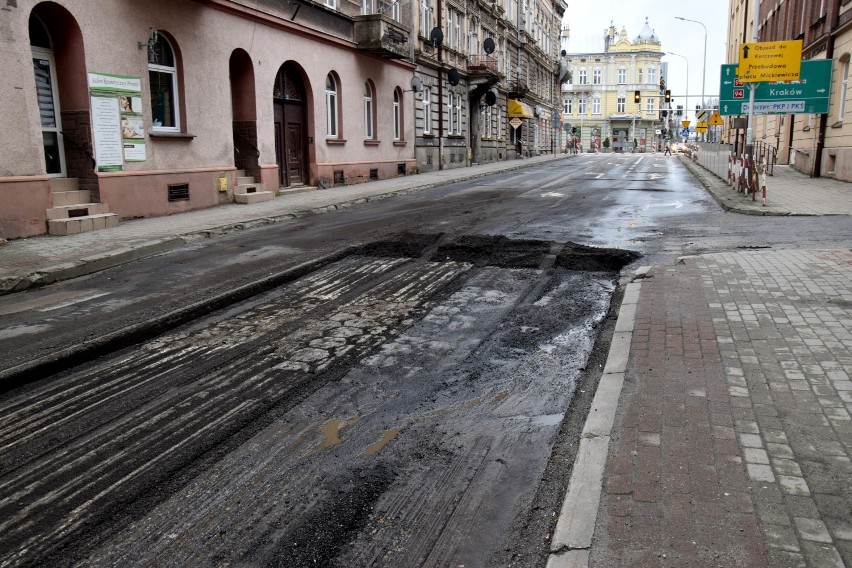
682,156,852,216
549,250,852,567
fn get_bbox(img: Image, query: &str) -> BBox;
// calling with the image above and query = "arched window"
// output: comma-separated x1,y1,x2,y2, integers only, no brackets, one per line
393,88,402,140
148,32,181,131
326,73,338,138
364,81,375,139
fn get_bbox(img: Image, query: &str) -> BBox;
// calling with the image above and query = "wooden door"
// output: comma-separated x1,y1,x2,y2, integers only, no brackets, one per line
284,104,305,186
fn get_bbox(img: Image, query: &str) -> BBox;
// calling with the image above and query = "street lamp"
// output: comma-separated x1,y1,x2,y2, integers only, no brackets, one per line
666,52,688,140
675,16,706,139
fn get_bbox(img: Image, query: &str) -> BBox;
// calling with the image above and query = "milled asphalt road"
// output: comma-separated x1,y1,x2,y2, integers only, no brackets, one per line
1,151,851,566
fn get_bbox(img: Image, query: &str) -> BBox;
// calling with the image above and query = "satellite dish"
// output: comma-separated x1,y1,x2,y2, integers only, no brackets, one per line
430,27,444,47
483,38,495,54
484,90,497,106
410,76,422,93
447,68,460,86
561,49,567,57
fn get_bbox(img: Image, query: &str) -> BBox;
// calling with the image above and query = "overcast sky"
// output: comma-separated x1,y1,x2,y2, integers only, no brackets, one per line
562,1,729,110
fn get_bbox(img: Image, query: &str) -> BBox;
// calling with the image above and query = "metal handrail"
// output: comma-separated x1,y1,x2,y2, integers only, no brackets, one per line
753,139,777,176
59,131,96,170
234,131,260,159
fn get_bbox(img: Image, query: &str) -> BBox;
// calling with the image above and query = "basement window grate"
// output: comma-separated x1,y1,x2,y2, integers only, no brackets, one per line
370,168,379,180
397,163,405,175
334,170,344,184
168,183,190,202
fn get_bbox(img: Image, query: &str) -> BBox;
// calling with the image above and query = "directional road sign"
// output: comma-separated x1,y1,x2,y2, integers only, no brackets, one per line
738,40,802,82
719,59,832,116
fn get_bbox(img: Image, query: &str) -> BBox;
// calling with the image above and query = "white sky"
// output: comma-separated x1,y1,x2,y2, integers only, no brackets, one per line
563,1,729,110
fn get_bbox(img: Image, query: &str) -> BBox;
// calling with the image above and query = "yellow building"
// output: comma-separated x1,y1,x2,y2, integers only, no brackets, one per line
561,20,665,152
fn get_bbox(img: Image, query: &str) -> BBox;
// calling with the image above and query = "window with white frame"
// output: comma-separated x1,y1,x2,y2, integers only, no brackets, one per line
454,93,462,134
391,0,400,20
364,81,375,139
421,0,431,36
484,105,493,138
593,68,601,85
325,73,338,137
423,87,432,134
578,68,587,85
638,68,643,84
361,0,375,14
563,97,571,114
148,33,180,131
393,89,402,139
447,8,456,50
578,96,586,114
646,97,655,112
447,92,455,134
325,0,336,8
648,67,656,85
592,96,601,115
617,96,625,112
618,68,626,84
839,57,849,123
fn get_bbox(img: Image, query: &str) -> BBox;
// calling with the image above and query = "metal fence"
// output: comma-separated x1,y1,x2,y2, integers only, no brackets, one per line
693,141,778,182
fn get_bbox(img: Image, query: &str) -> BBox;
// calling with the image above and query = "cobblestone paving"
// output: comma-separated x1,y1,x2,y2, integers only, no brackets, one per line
698,250,852,567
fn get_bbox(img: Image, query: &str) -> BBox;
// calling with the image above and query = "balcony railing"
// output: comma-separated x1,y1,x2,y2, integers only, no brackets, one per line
468,55,499,74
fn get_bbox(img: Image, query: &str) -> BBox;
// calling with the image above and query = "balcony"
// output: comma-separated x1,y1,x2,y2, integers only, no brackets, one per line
468,55,499,75
353,14,411,59
508,79,529,99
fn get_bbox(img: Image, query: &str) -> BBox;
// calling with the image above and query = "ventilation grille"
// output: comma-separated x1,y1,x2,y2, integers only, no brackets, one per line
168,183,190,202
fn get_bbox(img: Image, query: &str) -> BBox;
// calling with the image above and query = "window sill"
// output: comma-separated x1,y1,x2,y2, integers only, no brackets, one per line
326,138,347,145
831,121,843,128
447,134,465,139
393,140,407,146
364,139,380,146
421,133,434,138
802,126,811,132
149,131,196,140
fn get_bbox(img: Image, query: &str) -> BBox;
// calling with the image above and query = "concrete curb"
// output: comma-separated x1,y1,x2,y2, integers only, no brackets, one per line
0,155,570,297
546,272,644,568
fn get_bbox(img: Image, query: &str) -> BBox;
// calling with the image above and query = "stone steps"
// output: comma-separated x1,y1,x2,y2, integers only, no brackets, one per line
46,178,119,236
234,174,273,204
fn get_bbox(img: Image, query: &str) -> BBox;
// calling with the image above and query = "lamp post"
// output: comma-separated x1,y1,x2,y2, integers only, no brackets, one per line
675,16,706,140
666,51,688,140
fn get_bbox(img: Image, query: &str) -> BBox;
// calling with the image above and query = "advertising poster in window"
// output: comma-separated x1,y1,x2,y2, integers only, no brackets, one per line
88,72,146,168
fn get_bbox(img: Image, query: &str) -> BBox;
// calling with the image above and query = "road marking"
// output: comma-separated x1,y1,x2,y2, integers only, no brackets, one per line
541,192,565,198
38,291,111,311
645,201,684,209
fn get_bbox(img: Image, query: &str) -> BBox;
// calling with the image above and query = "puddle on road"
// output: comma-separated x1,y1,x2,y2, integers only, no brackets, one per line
363,428,401,457
317,417,363,451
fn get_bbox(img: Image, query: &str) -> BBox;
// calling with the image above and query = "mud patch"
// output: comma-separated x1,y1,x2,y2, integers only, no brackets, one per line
557,242,641,271
431,235,554,268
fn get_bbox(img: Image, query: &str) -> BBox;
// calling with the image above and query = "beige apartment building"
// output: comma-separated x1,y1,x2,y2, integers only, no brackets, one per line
1,0,416,239
560,20,666,152
726,0,852,181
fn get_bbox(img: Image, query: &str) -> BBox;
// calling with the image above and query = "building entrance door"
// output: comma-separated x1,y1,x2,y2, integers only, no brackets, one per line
32,49,66,176
273,64,308,188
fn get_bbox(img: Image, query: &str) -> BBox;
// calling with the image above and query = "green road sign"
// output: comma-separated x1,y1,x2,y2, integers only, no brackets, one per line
719,59,832,116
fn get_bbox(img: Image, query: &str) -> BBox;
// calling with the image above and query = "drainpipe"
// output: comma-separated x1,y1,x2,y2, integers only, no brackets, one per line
437,0,444,170
812,5,838,177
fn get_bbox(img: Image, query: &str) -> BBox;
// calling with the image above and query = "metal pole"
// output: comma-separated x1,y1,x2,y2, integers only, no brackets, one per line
745,0,759,157
675,17,707,140
667,52,688,140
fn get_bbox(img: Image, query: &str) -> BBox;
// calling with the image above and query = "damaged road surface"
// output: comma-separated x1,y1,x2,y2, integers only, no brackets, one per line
0,234,637,567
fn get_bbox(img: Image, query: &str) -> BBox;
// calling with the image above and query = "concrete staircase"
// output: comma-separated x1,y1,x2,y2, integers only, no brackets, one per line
234,172,274,204
46,179,119,236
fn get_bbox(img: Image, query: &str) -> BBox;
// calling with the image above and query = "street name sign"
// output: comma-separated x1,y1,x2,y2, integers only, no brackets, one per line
718,60,832,116
738,40,802,82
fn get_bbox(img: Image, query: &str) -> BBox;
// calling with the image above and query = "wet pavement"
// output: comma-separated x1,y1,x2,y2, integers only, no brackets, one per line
1,154,851,566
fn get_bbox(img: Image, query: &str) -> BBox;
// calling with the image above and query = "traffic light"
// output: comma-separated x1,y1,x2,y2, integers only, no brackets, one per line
634,90,641,104
664,90,671,103
661,110,668,117
677,105,683,116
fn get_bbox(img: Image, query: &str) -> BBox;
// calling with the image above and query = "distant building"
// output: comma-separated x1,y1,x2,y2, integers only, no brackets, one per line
560,19,666,152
